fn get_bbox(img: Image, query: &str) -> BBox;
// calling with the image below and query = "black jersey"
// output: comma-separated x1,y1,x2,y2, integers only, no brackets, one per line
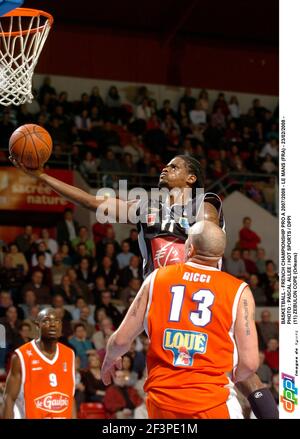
137,192,224,278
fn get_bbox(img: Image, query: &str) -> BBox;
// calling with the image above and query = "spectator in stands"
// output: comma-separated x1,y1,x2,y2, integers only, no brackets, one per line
260,138,279,159
69,323,95,368
257,310,279,349
31,241,53,268
72,226,95,258
123,229,139,256
239,217,261,251
120,278,142,306
122,354,138,387
56,208,79,246
11,322,32,350
36,228,58,256
67,267,90,303
51,253,67,286
22,305,40,339
76,257,95,289
211,107,226,129
92,276,107,306
92,222,113,245
103,242,119,268
119,255,142,288
261,154,277,174
73,306,95,340
248,274,266,306
54,274,78,304
256,248,267,274
22,270,51,305
225,248,248,279
0,254,25,297
92,310,108,352
103,369,143,419
228,95,240,120
79,151,100,181
189,100,207,126
178,88,196,113
89,86,104,110
256,351,273,387
97,256,119,292
82,353,106,403
260,260,278,305
264,338,279,373
8,243,28,275
20,289,37,318
213,92,230,117
58,242,73,267
241,249,257,275
95,290,122,328
117,241,134,270
136,98,151,121
15,225,33,258
30,252,53,286
51,294,73,337
72,243,94,267
0,291,13,319
38,76,57,103
0,306,21,359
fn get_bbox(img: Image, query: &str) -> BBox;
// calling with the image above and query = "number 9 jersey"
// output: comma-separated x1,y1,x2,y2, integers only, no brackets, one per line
13,340,75,419
144,261,247,416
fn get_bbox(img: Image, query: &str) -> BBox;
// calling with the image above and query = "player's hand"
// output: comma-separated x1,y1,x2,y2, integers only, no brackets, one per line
9,156,44,178
101,355,122,385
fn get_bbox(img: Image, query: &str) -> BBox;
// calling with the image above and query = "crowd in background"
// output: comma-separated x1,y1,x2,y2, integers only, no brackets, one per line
0,78,279,418
0,78,278,214
0,207,279,417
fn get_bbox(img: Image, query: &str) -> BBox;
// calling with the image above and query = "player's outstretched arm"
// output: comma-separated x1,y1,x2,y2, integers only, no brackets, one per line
233,286,259,383
9,157,132,218
101,274,151,385
3,354,22,419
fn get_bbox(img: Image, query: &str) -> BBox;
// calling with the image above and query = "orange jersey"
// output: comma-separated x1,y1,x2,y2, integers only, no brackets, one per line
14,340,75,419
144,262,247,414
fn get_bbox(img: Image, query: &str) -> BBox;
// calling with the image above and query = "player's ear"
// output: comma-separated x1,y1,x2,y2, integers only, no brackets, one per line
186,174,197,186
187,243,196,258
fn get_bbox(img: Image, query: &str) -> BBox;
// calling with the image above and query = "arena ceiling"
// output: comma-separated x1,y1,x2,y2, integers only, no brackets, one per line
24,0,278,47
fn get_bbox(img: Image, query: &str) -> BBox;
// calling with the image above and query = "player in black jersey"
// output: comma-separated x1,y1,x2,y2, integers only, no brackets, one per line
10,154,278,418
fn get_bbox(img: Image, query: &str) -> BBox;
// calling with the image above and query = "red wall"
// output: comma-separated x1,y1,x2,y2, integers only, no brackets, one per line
36,25,278,95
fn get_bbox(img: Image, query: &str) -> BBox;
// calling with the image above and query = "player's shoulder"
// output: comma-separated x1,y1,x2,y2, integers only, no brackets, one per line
217,269,247,287
58,342,75,356
156,262,186,278
15,340,34,354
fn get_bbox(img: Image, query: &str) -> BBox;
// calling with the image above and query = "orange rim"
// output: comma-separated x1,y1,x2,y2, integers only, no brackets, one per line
1,8,53,36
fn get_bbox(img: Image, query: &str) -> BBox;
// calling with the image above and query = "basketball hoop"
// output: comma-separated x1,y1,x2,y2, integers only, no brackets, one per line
0,8,53,106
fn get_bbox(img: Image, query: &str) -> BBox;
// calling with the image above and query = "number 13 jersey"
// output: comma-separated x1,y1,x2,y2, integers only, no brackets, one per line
144,262,247,414
14,340,75,419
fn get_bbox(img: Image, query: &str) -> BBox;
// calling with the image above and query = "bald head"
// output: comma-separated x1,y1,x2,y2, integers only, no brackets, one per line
36,307,57,323
185,221,226,262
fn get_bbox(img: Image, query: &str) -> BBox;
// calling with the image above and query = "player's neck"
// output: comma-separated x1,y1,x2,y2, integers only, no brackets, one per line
170,187,192,206
36,338,57,356
187,256,219,268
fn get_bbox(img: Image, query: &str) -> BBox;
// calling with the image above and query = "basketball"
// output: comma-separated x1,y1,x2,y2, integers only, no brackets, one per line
9,124,53,169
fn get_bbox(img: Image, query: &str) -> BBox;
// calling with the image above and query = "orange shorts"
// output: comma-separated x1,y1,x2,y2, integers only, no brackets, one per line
146,398,230,419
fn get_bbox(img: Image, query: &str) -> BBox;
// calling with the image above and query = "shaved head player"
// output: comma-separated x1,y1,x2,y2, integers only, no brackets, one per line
3,308,76,419
10,154,278,418
101,221,259,418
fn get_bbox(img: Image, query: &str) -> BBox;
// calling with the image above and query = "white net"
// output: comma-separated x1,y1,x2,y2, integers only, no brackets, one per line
0,11,52,106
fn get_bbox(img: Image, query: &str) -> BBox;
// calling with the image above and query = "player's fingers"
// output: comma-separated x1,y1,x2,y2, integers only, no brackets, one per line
9,156,20,168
